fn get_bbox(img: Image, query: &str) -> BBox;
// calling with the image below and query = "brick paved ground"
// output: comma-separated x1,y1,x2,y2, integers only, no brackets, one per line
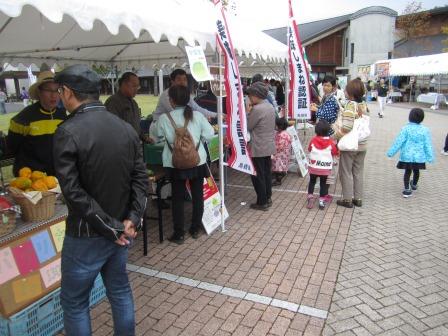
323,103,448,335
83,102,447,335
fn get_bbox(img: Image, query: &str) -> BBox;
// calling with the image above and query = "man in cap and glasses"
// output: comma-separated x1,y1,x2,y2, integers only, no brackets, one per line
53,64,148,336
7,71,67,176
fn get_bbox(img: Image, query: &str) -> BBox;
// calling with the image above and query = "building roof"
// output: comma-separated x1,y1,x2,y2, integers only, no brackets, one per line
351,6,397,20
264,6,397,45
264,14,351,45
394,35,447,57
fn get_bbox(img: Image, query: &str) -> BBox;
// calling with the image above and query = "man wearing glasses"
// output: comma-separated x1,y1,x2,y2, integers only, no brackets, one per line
7,70,67,176
53,64,147,336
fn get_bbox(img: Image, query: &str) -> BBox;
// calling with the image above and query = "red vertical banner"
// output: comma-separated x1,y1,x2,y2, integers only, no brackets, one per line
214,0,255,175
288,0,311,120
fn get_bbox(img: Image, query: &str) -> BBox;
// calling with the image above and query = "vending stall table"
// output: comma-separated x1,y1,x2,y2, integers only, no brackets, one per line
0,204,105,336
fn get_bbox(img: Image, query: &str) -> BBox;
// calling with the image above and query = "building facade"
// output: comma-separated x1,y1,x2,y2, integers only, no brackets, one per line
265,6,397,81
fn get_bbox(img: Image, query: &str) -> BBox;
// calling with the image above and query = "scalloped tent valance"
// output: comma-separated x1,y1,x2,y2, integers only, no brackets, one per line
0,0,287,69
375,53,448,77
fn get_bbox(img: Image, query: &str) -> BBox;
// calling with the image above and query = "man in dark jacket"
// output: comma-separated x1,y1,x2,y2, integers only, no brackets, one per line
105,72,146,139
53,64,148,336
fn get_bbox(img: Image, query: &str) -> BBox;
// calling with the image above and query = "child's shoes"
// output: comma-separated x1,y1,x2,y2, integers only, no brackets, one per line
402,189,412,198
319,198,326,210
306,194,315,209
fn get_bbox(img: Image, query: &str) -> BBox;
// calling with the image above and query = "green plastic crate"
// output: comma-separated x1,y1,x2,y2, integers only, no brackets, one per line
143,143,164,165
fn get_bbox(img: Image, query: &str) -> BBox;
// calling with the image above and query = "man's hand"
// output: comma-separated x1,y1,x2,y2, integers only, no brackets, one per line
114,220,137,246
115,234,130,246
123,219,137,239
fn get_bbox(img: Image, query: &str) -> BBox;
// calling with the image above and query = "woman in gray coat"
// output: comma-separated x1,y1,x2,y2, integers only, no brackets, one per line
246,82,276,211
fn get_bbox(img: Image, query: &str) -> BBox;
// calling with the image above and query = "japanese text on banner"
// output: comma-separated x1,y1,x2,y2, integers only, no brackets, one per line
214,0,255,175
288,0,311,120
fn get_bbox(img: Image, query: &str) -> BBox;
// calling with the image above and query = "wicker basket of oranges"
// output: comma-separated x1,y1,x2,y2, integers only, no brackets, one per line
9,167,59,222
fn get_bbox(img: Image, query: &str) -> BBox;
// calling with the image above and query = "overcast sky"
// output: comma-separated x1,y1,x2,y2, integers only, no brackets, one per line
233,0,448,29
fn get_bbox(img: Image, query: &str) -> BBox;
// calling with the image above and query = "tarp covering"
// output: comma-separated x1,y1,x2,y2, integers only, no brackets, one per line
375,53,448,77
0,0,287,69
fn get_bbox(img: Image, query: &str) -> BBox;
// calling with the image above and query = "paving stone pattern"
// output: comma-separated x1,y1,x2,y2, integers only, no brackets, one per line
68,102,447,335
323,103,448,335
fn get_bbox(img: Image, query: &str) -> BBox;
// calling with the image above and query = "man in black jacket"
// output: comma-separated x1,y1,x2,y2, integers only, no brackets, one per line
53,64,147,336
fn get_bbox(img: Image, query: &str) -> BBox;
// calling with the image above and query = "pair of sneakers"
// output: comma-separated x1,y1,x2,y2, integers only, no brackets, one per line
402,183,417,198
307,194,333,210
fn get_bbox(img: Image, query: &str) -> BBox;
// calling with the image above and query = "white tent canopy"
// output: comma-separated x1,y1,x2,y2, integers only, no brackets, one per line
0,0,287,71
375,53,448,77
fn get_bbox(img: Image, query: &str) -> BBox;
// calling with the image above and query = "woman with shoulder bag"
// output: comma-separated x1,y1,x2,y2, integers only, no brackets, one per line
333,79,369,208
157,85,215,244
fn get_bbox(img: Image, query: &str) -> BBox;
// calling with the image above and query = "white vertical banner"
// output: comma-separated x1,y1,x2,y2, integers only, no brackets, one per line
287,0,311,120
214,0,255,175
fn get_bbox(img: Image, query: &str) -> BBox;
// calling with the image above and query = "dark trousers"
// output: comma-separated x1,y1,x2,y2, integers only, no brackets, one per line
308,174,329,197
171,177,204,237
251,156,272,205
444,133,448,152
404,169,420,189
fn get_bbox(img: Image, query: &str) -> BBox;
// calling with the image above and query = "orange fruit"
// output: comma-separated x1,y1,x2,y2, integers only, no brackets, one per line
18,167,32,178
31,179,48,192
31,170,46,182
10,177,32,190
43,176,57,189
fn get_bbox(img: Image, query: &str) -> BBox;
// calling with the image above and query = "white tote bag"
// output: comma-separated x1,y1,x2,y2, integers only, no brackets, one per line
357,115,371,142
338,120,359,151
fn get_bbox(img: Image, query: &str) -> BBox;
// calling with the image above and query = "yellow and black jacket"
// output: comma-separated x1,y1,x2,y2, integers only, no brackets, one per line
7,102,67,176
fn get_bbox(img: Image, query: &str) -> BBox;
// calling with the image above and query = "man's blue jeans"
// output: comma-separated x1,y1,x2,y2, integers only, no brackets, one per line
60,235,135,336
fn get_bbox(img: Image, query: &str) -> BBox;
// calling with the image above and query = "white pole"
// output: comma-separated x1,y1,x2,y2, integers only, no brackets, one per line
158,69,164,96
285,61,289,120
218,49,226,233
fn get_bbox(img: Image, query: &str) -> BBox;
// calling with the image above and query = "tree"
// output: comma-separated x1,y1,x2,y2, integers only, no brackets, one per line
395,1,431,57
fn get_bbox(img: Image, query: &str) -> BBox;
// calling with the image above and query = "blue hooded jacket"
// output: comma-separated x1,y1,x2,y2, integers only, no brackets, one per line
387,123,434,164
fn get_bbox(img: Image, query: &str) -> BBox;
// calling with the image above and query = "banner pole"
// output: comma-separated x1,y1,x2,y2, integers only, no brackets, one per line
285,60,289,120
218,48,227,233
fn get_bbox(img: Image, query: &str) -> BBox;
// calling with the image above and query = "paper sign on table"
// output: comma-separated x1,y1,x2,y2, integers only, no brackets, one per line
31,230,56,263
39,258,61,288
0,247,20,285
11,273,42,303
50,221,66,252
11,241,40,276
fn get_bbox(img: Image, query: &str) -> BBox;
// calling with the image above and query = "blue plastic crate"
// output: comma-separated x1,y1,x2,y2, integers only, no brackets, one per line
0,275,106,336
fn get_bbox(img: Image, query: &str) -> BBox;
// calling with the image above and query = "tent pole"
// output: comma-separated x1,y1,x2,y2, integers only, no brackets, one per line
285,60,289,120
158,69,164,96
218,48,226,233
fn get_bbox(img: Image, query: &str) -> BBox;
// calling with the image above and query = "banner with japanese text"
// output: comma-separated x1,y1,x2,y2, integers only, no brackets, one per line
214,0,255,175
287,0,311,120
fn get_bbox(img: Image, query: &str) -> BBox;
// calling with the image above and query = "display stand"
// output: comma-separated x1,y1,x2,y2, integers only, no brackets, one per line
0,206,107,336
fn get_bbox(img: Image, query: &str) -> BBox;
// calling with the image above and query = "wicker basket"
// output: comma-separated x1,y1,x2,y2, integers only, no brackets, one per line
0,210,16,237
10,191,56,222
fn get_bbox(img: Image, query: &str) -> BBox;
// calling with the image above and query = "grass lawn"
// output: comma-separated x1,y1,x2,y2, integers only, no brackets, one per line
0,94,160,133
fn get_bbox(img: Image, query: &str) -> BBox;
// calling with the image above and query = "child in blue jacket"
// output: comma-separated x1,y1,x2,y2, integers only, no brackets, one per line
387,108,434,198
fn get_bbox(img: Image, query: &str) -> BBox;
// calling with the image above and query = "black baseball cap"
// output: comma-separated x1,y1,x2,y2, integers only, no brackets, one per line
54,64,101,93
